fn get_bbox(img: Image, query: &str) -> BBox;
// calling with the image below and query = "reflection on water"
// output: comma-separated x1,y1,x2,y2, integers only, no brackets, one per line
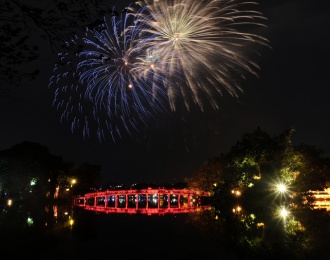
0,199,75,257
0,198,221,259
1,196,330,259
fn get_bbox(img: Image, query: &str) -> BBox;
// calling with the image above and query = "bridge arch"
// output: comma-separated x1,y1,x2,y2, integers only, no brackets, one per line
74,188,211,215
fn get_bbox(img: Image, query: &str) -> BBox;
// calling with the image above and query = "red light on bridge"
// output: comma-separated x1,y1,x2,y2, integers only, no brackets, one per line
74,188,211,215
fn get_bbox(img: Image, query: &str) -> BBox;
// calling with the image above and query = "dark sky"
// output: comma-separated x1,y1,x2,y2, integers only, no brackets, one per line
1,0,329,185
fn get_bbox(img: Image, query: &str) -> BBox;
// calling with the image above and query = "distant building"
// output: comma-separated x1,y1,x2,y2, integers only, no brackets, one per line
309,188,330,211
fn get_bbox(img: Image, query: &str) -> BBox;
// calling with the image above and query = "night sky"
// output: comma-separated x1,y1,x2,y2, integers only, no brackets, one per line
1,0,329,185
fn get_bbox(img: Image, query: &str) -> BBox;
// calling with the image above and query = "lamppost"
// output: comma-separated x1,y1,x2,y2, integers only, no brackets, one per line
278,206,290,229
257,222,265,239
273,181,292,230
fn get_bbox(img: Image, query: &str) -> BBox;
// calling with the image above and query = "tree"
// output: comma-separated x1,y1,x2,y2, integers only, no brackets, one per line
225,127,275,190
187,126,330,257
0,141,72,200
294,143,330,191
187,156,226,192
0,0,128,95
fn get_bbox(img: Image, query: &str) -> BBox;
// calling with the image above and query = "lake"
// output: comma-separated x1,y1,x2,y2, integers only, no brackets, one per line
0,202,233,259
2,199,330,259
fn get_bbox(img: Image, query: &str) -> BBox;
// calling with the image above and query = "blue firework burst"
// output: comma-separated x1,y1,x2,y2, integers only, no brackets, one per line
49,1,269,143
49,7,169,142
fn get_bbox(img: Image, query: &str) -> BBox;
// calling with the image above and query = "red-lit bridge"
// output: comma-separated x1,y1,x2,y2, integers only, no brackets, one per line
73,188,211,215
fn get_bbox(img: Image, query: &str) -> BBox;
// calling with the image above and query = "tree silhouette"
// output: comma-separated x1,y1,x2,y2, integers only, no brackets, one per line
187,126,330,258
0,141,72,200
0,0,128,95
187,156,226,192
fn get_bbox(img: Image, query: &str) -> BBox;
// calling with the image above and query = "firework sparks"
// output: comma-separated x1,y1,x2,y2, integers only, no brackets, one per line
49,1,269,142
49,7,168,142
134,0,269,111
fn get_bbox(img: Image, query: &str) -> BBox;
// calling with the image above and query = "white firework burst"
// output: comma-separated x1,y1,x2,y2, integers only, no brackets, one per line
135,0,269,111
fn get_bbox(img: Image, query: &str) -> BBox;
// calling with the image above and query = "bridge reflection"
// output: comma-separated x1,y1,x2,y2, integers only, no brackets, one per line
74,188,211,215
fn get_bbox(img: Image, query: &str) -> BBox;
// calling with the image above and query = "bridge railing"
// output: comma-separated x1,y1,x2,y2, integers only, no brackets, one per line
73,188,211,215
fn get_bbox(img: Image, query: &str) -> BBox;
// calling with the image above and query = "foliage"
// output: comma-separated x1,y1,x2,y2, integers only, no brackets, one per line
225,127,275,189
186,126,330,258
0,0,124,94
294,143,330,191
0,141,103,199
1,126,330,257
0,141,68,198
187,156,225,192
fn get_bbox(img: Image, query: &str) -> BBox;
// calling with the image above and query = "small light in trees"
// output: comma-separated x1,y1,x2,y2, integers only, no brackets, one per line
30,178,37,186
233,206,242,214
231,189,241,197
69,219,74,226
27,217,34,226
70,178,77,187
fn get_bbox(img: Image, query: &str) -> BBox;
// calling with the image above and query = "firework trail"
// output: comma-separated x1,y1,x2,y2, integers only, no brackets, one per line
49,7,168,142
134,0,269,111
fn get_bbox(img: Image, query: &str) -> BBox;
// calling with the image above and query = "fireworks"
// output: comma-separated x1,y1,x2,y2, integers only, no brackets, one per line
49,7,168,142
134,0,269,111
49,1,269,142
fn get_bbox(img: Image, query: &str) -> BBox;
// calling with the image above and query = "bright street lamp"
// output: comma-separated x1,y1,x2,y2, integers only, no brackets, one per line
279,207,289,219
277,183,287,193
